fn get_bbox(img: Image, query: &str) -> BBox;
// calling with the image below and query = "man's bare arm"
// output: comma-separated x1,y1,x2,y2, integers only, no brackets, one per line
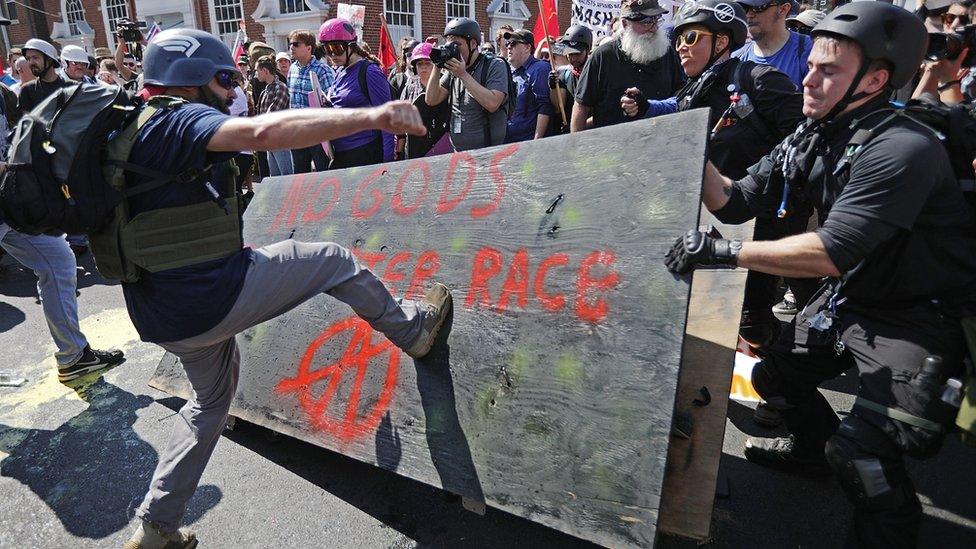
737,232,841,278
209,101,426,152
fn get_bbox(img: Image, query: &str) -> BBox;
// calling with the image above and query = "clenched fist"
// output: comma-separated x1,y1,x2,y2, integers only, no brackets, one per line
371,101,427,137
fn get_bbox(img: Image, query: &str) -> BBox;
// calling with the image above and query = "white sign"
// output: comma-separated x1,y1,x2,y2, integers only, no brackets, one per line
571,0,619,41
337,3,366,42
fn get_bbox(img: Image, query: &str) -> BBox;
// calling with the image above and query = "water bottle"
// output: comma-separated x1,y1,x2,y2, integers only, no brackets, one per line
941,378,964,408
913,356,944,390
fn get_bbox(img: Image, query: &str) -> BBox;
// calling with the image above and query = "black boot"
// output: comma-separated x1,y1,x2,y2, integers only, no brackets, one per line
744,435,832,478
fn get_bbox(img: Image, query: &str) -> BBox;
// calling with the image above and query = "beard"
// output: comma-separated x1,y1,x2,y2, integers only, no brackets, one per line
618,25,670,65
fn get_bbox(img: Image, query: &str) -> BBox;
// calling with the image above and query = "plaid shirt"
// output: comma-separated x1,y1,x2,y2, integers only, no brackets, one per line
288,57,335,109
257,78,290,114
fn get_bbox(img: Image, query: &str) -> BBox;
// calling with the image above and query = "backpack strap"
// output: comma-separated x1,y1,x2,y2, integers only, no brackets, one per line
731,60,781,145
105,100,214,198
358,60,373,105
832,108,903,177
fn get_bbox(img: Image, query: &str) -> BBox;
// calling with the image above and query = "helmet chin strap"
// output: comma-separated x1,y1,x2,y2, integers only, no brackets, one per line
817,61,874,125
703,36,730,73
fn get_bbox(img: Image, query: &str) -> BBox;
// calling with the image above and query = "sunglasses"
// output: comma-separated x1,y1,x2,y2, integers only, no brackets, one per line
289,41,306,48
941,12,970,27
323,42,348,56
786,23,812,35
675,29,715,48
743,1,781,14
625,13,664,25
122,61,136,67
215,70,238,90
505,39,528,47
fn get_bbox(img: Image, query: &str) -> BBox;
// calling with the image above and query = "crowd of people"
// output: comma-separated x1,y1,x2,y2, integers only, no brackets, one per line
0,0,975,547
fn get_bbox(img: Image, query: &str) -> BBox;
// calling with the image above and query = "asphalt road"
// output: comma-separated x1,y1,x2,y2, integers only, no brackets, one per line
0,251,974,548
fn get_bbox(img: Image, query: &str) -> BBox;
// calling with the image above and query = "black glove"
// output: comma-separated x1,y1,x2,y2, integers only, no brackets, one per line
548,71,560,90
664,226,741,274
625,88,649,118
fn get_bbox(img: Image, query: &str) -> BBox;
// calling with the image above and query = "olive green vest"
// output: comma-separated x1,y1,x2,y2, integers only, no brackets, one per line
89,96,242,283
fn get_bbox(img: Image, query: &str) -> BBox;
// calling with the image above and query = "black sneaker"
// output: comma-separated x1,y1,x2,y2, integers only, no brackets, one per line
58,346,125,382
752,401,783,428
744,435,832,478
405,283,453,359
772,290,798,315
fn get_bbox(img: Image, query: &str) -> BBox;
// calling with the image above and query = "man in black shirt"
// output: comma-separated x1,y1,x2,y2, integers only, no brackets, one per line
571,0,684,131
549,25,593,135
18,38,72,113
665,4,976,546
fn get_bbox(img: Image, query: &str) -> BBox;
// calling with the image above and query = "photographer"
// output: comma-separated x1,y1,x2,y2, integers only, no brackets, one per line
425,17,509,150
114,20,146,89
914,1,975,103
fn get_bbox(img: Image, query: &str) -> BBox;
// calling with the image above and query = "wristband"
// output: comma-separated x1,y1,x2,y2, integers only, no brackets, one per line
938,79,962,92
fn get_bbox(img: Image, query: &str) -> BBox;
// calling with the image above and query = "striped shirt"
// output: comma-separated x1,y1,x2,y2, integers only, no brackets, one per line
288,57,335,109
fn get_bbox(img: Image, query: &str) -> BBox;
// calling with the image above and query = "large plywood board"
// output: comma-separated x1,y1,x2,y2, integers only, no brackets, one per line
151,109,711,547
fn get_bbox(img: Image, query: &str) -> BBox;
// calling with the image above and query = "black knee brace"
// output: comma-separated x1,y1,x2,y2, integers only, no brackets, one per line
825,416,922,540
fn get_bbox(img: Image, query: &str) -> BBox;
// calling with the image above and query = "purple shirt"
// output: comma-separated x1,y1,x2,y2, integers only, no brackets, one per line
328,59,394,161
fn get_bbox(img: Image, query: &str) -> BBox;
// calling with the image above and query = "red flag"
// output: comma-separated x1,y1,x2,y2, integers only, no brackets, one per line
532,0,560,48
378,14,397,71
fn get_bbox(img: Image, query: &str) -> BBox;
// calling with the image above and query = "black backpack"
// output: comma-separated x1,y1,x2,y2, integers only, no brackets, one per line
0,83,136,235
841,96,976,210
478,52,518,118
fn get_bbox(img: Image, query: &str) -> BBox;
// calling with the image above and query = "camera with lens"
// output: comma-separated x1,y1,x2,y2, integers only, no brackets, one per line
927,24,976,66
429,41,461,68
116,19,148,43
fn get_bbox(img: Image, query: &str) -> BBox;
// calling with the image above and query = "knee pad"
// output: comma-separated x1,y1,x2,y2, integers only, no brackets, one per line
825,419,919,515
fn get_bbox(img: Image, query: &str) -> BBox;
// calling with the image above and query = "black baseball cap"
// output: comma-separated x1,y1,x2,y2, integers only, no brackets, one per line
620,0,668,19
503,29,535,45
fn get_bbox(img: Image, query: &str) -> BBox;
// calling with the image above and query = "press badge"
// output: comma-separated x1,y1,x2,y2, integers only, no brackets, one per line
452,116,462,134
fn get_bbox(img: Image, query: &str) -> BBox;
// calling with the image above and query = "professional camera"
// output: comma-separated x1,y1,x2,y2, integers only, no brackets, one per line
116,19,148,43
429,41,461,68
927,24,976,66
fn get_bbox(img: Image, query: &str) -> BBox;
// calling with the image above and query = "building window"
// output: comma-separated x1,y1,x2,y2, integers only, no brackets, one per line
384,0,418,46
445,0,471,23
105,0,129,35
279,0,307,14
64,0,85,35
214,0,245,45
499,0,511,14
6,0,17,21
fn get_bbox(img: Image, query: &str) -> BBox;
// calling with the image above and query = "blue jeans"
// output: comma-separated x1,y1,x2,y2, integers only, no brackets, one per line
267,149,293,176
0,223,87,365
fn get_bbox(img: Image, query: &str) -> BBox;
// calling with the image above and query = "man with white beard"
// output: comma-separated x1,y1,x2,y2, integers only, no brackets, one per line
571,0,684,131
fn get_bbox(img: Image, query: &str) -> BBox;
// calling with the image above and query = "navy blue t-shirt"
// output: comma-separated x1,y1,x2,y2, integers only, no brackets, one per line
122,102,252,343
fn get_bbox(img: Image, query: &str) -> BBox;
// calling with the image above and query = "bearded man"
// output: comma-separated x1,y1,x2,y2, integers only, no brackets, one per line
571,0,685,131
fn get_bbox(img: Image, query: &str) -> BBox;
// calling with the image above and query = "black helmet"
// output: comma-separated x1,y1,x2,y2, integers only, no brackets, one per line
143,28,238,87
811,1,926,89
444,17,481,43
673,1,748,51
561,24,593,50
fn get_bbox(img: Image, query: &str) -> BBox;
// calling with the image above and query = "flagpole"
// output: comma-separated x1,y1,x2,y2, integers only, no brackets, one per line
535,0,568,127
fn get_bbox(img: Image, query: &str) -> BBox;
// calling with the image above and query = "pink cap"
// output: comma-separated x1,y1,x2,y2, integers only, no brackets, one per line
410,42,433,65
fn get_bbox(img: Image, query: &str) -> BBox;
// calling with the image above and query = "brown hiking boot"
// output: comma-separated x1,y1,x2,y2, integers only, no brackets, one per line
123,518,197,549
405,283,453,359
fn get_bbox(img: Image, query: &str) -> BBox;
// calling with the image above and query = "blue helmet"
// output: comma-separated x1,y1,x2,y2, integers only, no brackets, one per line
143,28,238,87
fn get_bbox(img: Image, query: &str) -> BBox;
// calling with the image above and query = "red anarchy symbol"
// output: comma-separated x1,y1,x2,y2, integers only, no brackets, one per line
275,315,400,443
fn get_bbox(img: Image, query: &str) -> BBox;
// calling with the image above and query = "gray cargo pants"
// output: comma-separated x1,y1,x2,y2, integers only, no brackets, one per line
136,240,427,531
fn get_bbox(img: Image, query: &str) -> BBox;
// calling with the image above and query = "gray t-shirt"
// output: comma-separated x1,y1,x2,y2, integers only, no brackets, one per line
440,54,509,151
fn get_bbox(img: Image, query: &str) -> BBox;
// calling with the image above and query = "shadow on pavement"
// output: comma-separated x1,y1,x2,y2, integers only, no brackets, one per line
0,300,26,334
0,378,221,539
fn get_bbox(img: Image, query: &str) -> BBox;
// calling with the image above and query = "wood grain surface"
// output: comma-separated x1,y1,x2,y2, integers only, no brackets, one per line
150,109,711,547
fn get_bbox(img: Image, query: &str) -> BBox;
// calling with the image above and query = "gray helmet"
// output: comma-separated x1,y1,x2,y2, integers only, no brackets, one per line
444,17,481,43
673,1,748,51
561,24,593,50
143,28,238,87
812,1,926,89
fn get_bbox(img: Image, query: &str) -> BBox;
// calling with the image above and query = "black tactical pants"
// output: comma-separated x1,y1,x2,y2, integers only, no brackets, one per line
752,285,965,548
741,212,818,348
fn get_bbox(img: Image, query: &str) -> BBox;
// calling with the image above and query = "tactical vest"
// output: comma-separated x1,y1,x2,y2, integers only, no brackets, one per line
89,96,242,283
